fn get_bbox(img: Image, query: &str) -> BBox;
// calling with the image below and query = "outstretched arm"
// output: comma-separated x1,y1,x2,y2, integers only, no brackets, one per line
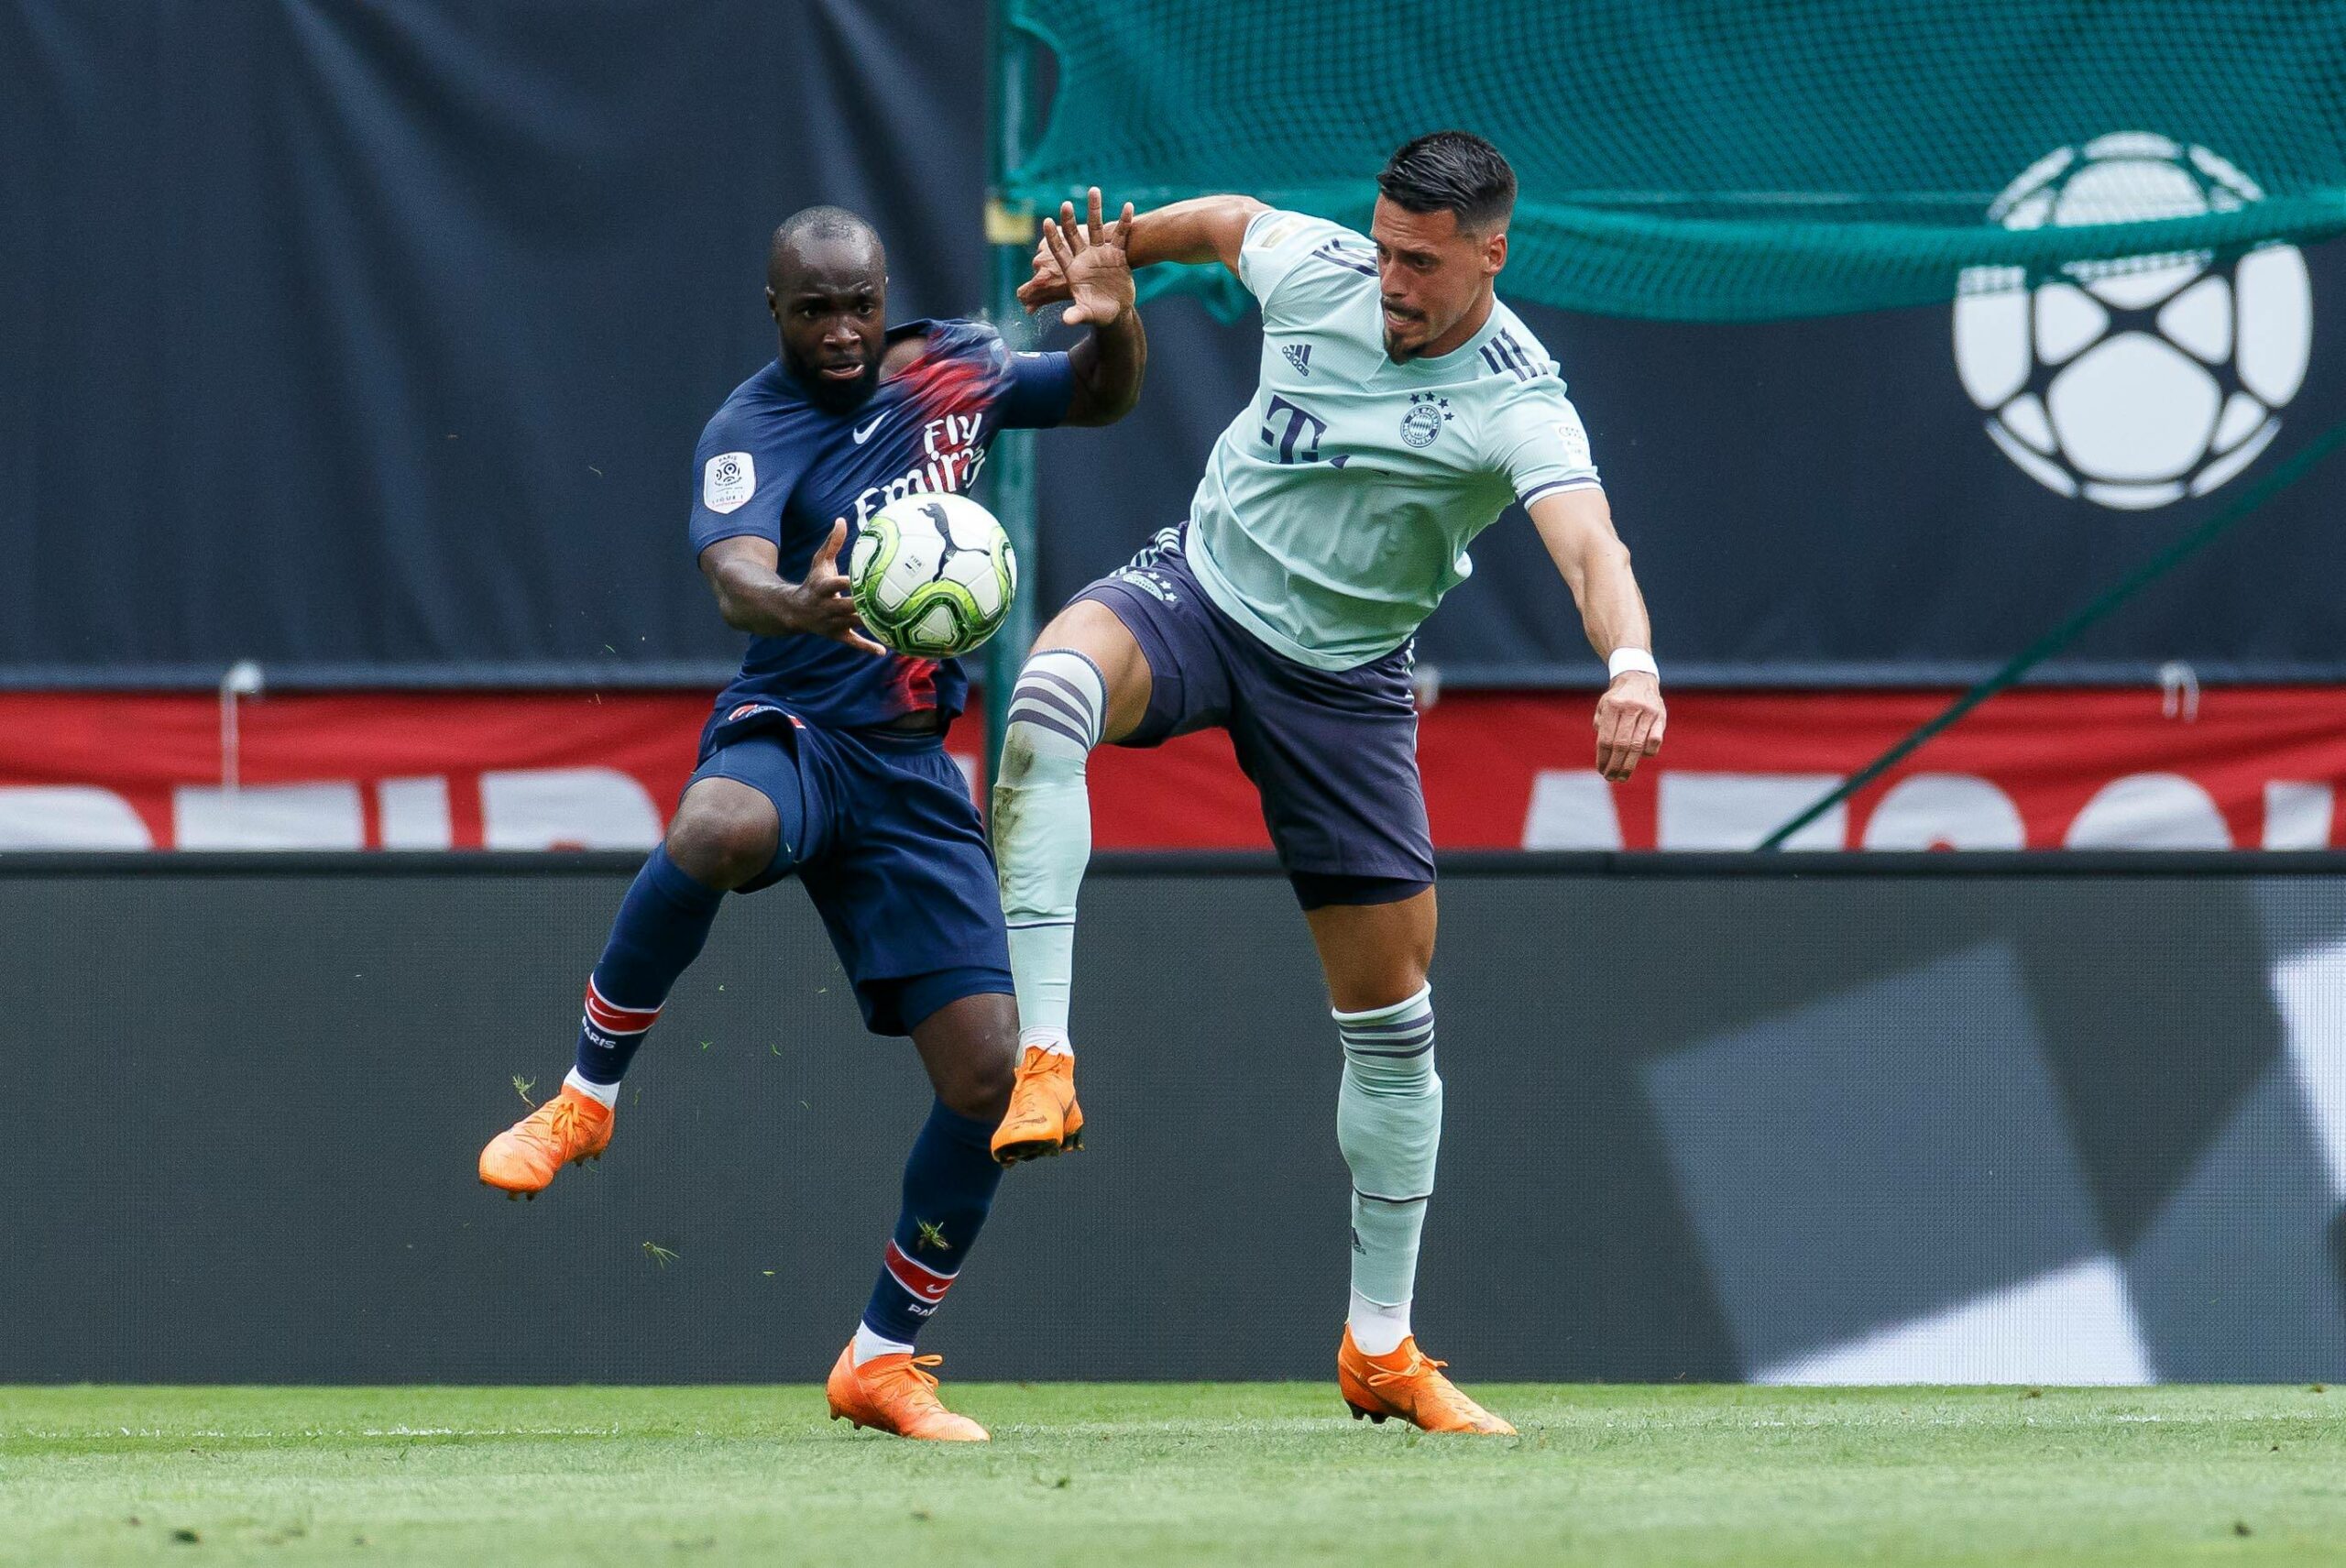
1526,488,1666,782
697,525,885,656
1041,189,1147,427
1018,192,1269,313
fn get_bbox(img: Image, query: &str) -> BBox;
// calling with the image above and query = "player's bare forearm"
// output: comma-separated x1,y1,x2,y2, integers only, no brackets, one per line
700,538,816,636
1064,302,1146,426
1528,488,1665,780
698,530,883,655
1528,488,1649,657
702,554,796,637
1125,194,1268,274
1569,532,1651,665
1019,194,1266,312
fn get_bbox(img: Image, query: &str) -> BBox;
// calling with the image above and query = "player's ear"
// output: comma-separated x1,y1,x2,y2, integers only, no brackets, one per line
1485,230,1507,277
764,285,779,322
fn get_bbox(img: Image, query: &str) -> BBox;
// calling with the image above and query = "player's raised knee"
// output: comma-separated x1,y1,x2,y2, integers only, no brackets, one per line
1032,599,1154,739
937,1042,1016,1122
912,993,1020,1120
663,778,779,890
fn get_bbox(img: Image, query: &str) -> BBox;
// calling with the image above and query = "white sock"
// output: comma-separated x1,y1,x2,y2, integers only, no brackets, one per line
1006,926,1079,1038
992,649,1106,1039
851,1322,915,1366
1348,1288,1413,1357
1019,1025,1074,1058
563,1067,619,1108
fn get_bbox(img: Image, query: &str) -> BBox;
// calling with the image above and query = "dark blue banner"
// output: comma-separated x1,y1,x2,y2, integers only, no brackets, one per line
4,2,2340,685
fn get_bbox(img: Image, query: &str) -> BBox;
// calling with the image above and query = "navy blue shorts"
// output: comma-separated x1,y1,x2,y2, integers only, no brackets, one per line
689,704,1012,1036
1074,528,1435,908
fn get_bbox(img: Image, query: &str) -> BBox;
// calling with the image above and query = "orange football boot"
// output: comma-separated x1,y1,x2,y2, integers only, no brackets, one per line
825,1345,989,1441
990,1045,1083,1165
1337,1326,1517,1434
477,1082,613,1198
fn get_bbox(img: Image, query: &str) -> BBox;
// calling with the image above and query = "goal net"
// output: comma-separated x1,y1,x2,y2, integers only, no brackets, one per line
1004,0,2346,320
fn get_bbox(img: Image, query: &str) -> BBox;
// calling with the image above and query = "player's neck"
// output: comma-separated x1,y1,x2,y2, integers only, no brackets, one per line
1406,289,1496,363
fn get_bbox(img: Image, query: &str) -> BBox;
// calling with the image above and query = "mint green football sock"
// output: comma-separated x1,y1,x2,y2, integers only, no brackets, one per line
991,649,1106,1044
1334,984,1441,1344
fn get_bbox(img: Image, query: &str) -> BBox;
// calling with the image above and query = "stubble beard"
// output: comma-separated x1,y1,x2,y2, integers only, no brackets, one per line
791,352,880,415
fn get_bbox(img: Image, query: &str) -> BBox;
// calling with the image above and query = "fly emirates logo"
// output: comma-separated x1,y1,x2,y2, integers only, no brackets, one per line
852,413,987,522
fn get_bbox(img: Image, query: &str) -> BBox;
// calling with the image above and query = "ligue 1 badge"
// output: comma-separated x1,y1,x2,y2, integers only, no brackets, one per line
1400,391,1453,449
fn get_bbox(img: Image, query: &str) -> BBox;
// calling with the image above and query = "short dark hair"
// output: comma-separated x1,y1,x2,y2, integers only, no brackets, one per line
1377,131,1516,233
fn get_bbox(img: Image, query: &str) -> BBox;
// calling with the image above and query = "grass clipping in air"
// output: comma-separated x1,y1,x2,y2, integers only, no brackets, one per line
4,1385,2343,1565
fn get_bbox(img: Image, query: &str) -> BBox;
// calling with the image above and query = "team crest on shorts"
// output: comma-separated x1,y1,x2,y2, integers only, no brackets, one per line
1116,566,1181,607
1400,392,1453,449
726,701,802,727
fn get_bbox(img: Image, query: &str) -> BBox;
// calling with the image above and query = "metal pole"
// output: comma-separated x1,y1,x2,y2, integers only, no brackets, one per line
981,1,1040,781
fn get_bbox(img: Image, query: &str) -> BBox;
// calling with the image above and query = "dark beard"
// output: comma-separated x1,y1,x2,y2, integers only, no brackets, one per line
794,355,880,414
1381,309,1427,361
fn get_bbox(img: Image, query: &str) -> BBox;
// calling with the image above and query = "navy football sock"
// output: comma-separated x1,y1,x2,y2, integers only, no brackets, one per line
572,847,727,1087
859,1101,1004,1352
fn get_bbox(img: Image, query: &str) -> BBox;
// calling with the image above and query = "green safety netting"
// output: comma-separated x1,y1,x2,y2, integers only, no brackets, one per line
1003,0,2346,321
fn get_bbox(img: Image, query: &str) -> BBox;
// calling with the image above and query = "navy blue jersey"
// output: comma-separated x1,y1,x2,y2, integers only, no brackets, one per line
689,318,1074,730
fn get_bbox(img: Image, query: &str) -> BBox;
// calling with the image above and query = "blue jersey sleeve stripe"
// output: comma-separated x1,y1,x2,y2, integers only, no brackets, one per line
1518,477,1603,508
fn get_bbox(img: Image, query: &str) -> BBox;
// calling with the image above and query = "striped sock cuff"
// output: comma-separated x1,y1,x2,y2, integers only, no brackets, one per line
583,976,662,1036
1006,649,1108,754
1334,983,1435,1061
882,1239,959,1307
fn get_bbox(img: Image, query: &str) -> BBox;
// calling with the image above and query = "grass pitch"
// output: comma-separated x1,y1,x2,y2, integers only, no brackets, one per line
5,1385,2344,1566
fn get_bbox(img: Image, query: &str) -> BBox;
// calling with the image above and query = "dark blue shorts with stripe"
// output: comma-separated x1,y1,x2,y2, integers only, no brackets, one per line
689,703,1010,1036
1074,526,1435,910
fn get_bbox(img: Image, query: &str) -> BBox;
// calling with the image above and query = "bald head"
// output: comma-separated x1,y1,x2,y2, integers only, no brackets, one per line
767,205,883,295
765,205,889,412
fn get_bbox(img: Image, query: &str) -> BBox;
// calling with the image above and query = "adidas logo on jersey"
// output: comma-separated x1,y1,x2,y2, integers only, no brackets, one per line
1479,328,1535,381
1310,239,1377,278
1283,343,1312,376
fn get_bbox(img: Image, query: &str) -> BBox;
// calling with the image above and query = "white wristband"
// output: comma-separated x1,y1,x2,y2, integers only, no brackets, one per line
1607,647,1660,682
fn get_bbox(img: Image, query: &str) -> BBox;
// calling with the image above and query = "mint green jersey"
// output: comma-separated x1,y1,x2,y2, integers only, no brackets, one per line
1183,209,1603,671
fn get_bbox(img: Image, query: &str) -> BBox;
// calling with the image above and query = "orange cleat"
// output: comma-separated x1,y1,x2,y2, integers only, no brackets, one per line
825,1344,989,1441
477,1082,613,1198
990,1045,1084,1166
1337,1326,1517,1435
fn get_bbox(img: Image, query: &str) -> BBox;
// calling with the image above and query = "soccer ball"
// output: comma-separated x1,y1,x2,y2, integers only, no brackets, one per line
848,492,1019,657
1952,132,2313,510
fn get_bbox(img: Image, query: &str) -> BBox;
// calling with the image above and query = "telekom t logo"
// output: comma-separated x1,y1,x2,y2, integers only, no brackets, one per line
1259,395,1327,464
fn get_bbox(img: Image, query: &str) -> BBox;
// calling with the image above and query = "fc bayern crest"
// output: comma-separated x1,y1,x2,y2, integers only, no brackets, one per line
1400,391,1453,448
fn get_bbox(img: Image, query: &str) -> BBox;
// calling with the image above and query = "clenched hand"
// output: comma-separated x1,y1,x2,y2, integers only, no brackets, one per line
1595,671,1665,782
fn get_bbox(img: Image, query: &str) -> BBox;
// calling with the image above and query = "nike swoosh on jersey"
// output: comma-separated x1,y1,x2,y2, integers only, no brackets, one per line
852,414,885,444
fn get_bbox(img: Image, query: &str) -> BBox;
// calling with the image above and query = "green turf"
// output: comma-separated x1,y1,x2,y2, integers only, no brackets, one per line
5,1385,2345,1566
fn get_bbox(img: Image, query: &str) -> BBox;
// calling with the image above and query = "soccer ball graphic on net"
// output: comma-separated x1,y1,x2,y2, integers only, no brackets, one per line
1952,132,2312,510
848,492,1019,657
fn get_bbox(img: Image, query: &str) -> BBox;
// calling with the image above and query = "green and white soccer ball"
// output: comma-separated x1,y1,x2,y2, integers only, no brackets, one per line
1953,132,2313,510
848,492,1019,657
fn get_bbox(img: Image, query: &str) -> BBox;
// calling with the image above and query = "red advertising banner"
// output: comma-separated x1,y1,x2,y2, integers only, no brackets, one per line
0,686,2336,851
